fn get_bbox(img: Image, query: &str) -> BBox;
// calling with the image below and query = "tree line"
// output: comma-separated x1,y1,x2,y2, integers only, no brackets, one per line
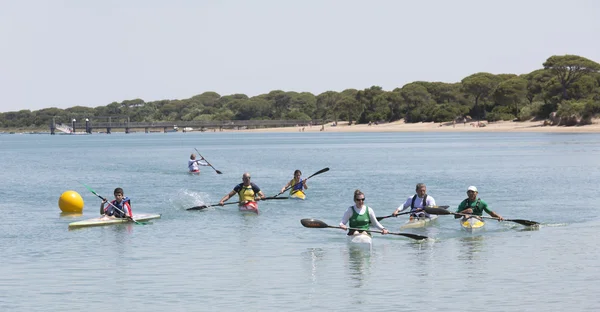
2,54,599,129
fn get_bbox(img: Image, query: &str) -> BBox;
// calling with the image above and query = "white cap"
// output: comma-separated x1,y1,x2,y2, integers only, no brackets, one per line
467,186,478,192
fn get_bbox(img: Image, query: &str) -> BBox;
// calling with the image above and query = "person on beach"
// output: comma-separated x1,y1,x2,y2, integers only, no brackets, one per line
456,186,503,221
188,153,209,173
280,169,308,196
339,189,388,235
391,183,436,218
100,187,132,218
219,172,266,210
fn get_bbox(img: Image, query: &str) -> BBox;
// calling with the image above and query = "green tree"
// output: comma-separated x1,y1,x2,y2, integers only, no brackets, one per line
461,72,500,119
543,54,600,100
493,77,527,117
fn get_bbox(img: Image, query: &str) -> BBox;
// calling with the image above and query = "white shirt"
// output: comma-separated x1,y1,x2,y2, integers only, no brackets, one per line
339,205,386,230
396,194,436,213
188,159,209,171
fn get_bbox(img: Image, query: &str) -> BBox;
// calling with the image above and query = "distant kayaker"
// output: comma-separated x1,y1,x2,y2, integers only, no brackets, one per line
456,186,504,221
280,169,308,195
188,153,209,173
100,187,132,218
392,183,437,218
219,172,266,209
339,189,388,235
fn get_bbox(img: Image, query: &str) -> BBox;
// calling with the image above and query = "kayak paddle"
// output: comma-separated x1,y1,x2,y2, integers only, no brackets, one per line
300,218,429,240
194,148,222,174
376,205,450,221
274,167,330,198
424,207,540,226
187,196,289,211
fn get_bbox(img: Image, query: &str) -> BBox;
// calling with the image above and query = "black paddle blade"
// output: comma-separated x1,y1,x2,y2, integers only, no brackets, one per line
215,170,223,174
391,232,429,240
310,167,330,177
376,214,395,221
424,207,452,215
507,219,540,226
300,218,329,228
186,205,208,211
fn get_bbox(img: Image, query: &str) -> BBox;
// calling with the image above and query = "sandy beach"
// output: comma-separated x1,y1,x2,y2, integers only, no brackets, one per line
239,119,600,133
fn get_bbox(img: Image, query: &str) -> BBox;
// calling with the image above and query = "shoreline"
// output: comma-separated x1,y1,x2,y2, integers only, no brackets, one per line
3,119,600,134
238,119,600,134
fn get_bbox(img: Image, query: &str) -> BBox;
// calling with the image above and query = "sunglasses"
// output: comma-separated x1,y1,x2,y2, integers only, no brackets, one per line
354,198,365,201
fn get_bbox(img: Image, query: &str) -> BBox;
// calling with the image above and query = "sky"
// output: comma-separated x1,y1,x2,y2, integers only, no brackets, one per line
1,0,598,113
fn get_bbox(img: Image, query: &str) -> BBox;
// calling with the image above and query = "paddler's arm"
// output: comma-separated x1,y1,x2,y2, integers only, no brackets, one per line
280,180,292,193
219,190,237,206
100,199,107,215
339,206,353,230
302,179,308,190
369,208,389,234
255,191,266,200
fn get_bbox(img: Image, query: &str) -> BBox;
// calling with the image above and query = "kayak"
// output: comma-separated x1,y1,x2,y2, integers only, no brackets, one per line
400,215,439,229
290,190,306,200
461,216,485,232
346,232,372,250
68,213,161,229
239,201,259,214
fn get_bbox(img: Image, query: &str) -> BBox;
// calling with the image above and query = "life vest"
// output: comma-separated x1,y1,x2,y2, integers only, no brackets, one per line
235,183,261,202
290,177,304,193
456,198,481,218
106,197,131,218
410,194,429,218
349,205,371,231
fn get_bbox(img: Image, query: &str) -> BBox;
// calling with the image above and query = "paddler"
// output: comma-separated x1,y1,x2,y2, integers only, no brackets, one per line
456,186,504,221
100,187,132,218
188,153,210,174
391,183,437,218
280,169,308,196
219,172,266,209
339,189,388,235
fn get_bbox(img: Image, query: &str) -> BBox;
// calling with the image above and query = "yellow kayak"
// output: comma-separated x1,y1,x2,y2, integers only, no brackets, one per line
290,190,306,200
461,216,485,232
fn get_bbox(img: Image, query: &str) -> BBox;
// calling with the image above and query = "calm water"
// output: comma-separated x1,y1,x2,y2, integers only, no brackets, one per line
1,131,599,311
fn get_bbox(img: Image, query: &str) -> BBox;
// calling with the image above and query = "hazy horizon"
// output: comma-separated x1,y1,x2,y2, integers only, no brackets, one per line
1,0,598,113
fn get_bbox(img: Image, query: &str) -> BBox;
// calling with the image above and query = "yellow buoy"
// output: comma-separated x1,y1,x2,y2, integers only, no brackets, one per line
58,190,84,213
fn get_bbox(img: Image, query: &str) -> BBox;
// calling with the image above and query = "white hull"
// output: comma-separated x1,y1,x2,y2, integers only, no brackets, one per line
400,215,439,229
68,213,161,229
346,232,372,250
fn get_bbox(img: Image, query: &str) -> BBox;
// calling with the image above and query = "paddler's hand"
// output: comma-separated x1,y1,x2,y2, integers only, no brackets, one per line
392,210,399,216
381,228,389,235
218,201,225,206
340,224,348,230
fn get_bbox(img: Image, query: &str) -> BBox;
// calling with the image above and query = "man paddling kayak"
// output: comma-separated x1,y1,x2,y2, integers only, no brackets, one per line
219,172,266,213
188,153,209,174
392,183,436,218
456,186,503,221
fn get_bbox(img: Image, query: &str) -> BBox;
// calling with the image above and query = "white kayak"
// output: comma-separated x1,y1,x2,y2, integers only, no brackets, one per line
460,216,485,232
68,213,161,229
346,232,372,250
400,215,439,229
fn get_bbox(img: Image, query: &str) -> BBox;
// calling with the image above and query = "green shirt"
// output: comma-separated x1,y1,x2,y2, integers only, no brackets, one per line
349,206,371,230
457,198,492,216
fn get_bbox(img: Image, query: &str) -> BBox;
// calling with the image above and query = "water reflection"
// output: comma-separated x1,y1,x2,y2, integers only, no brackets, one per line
458,235,485,262
343,245,372,288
